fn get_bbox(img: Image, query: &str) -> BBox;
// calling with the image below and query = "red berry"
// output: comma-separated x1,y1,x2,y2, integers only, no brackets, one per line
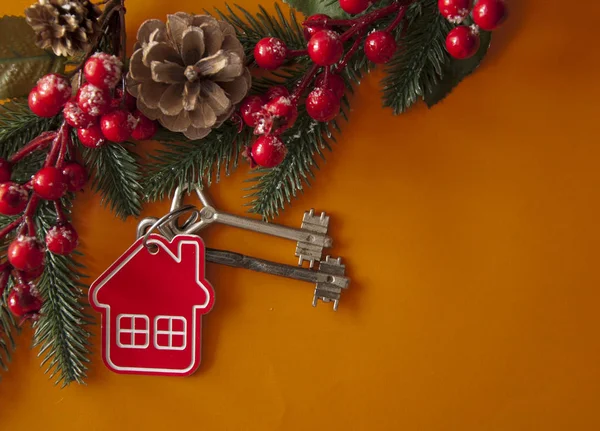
77,125,106,148
251,135,287,168
339,0,371,15
0,183,28,215
445,26,480,59
62,162,87,192
8,282,42,317
63,99,96,128
364,31,397,64
131,111,158,140
472,0,507,30
28,88,61,118
36,73,71,108
46,223,79,255
306,87,341,122
100,109,137,143
19,265,45,282
240,95,265,127
438,0,472,24
303,14,330,40
266,85,289,100
32,166,68,200
308,30,343,66
255,96,298,135
83,52,123,90
8,236,45,272
254,37,289,70
314,73,346,100
76,83,111,117
115,87,138,111
0,158,12,183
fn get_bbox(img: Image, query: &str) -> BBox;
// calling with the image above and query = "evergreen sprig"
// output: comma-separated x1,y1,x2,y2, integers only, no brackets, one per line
0,285,18,375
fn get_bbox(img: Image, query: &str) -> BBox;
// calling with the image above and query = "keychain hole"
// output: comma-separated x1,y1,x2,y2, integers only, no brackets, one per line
147,243,159,255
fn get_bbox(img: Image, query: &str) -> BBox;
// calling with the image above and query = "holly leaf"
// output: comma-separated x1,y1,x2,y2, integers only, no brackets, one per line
0,16,66,100
282,0,349,19
424,30,492,107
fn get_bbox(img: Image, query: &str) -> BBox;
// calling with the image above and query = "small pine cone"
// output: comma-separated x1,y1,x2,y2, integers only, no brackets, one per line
127,13,251,140
25,0,101,57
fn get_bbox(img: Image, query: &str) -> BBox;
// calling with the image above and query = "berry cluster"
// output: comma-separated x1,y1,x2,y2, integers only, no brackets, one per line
239,0,407,168
439,0,507,59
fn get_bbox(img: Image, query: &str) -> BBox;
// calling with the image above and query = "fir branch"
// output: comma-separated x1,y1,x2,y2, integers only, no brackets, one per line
81,141,143,219
0,285,19,375
381,0,452,114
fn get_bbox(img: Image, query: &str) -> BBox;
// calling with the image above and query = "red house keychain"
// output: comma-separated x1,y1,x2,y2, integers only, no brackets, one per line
89,232,215,376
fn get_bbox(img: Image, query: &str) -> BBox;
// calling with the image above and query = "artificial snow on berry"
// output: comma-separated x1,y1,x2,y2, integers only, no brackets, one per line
306,87,341,122
251,135,288,168
364,31,397,64
7,282,42,318
63,99,96,128
0,158,12,183
32,166,68,200
240,95,265,127
314,74,346,100
472,0,507,30
254,37,289,70
438,0,472,24
131,111,158,140
84,52,123,90
266,85,289,101
303,14,330,41
445,26,480,59
8,236,45,272
46,223,79,255
255,96,298,135
77,125,106,148
308,30,344,66
0,182,28,215
28,88,62,118
62,162,87,192
76,83,111,117
339,0,371,15
36,73,71,108
100,109,137,143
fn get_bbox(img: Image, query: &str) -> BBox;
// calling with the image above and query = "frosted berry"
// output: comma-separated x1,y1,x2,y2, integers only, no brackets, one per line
76,83,110,117
438,0,472,24
251,135,287,168
100,109,136,143
308,30,343,66
28,88,61,118
303,14,330,40
255,96,298,135
8,236,45,272
240,95,265,127
83,52,123,90
314,74,346,100
20,265,45,282
445,26,480,59
266,85,289,100
0,183,28,215
306,87,340,122
364,31,397,64
32,166,68,200
46,223,79,255
131,111,158,140
36,74,71,108
63,99,95,128
0,158,12,183
8,283,42,317
62,162,87,192
77,125,106,148
339,0,371,15
472,0,507,30
254,37,288,70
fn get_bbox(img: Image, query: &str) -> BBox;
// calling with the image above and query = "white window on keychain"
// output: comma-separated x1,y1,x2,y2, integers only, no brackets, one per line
153,316,187,350
116,314,150,349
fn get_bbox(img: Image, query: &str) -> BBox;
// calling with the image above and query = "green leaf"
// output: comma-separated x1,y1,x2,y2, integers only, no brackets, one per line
424,30,492,107
0,16,66,99
281,0,348,19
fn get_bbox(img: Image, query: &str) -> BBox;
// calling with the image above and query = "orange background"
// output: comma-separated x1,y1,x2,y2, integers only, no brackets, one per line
1,0,600,429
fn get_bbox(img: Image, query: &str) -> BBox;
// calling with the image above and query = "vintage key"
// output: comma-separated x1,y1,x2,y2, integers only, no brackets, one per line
137,216,350,310
169,185,333,267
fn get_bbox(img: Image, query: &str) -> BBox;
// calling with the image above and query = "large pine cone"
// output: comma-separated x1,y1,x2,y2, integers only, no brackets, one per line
25,0,101,57
127,13,251,140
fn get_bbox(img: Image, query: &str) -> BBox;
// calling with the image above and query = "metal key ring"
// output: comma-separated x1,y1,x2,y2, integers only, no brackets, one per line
140,205,198,249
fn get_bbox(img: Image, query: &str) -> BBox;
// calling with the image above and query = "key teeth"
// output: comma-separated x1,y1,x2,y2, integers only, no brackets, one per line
312,255,348,311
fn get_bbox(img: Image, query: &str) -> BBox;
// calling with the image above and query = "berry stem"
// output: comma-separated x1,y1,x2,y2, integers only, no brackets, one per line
340,2,403,42
0,216,24,241
44,123,70,168
9,132,57,164
336,29,367,71
23,195,40,237
54,201,67,224
55,130,71,169
291,63,320,103
385,6,408,32
287,49,308,58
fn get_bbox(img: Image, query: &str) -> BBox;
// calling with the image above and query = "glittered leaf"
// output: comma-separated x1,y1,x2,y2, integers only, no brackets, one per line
282,0,349,19
0,16,66,99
